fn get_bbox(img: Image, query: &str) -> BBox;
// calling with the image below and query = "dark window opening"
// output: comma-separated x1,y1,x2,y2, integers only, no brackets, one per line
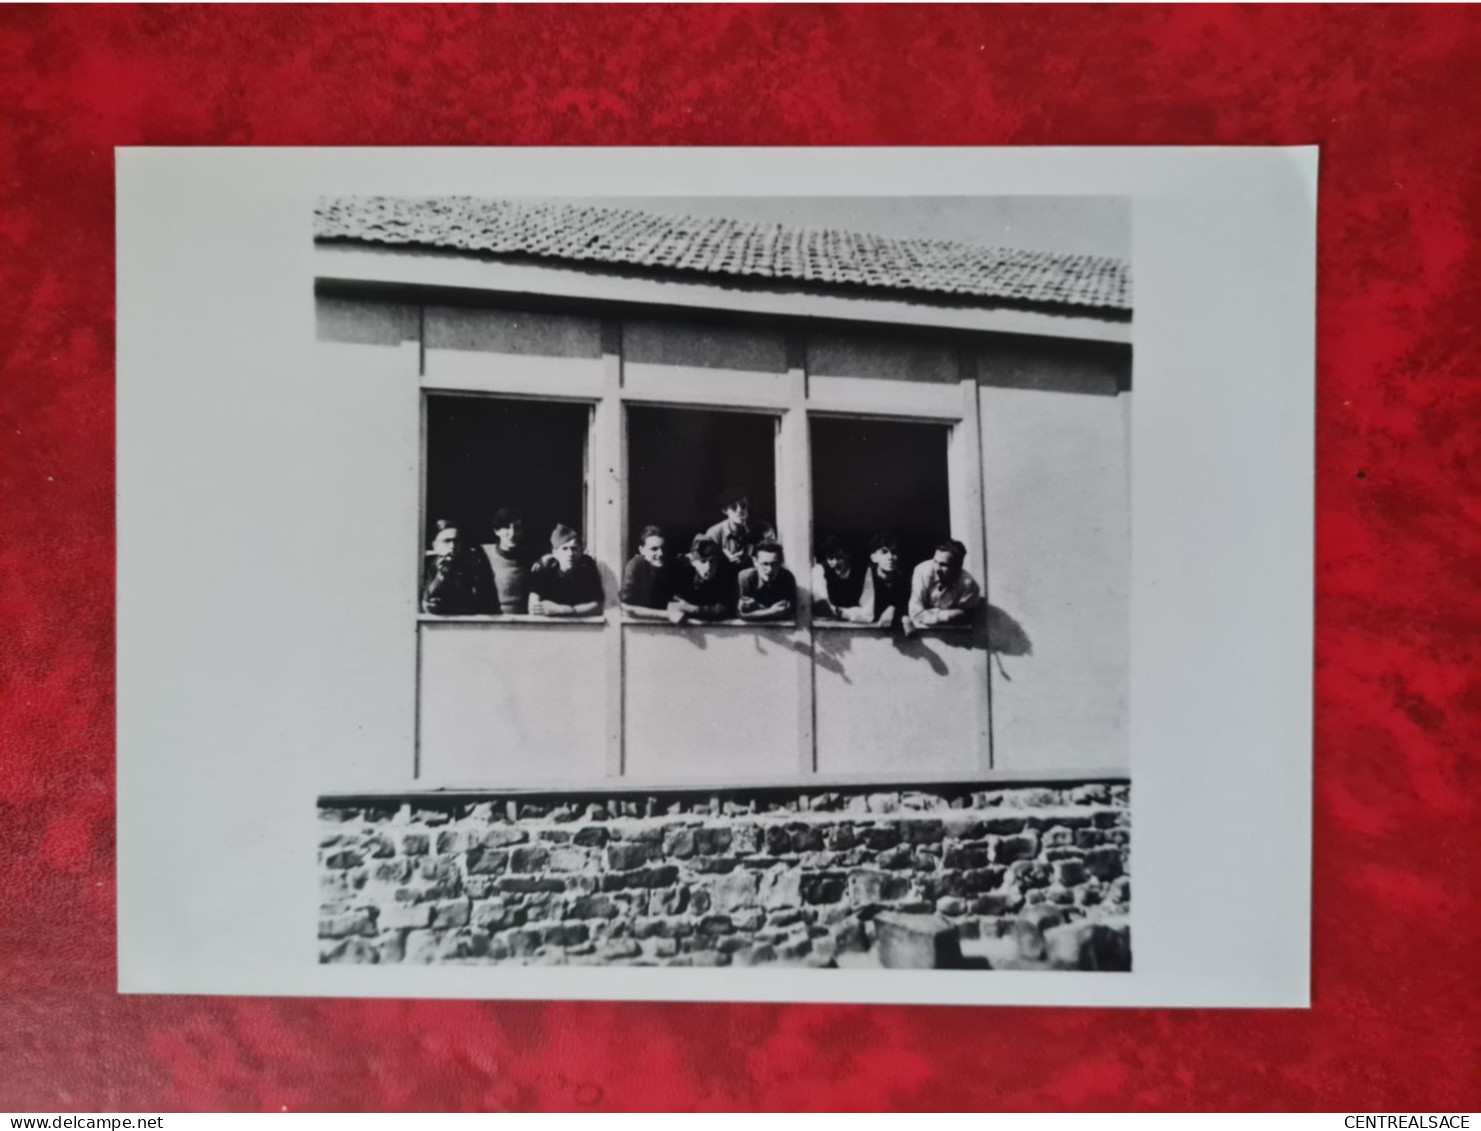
627,406,778,556
424,393,590,560
810,416,951,572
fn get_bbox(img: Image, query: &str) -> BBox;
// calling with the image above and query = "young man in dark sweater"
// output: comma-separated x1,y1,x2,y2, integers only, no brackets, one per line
529,524,604,617
670,535,737,622
620,525,683,622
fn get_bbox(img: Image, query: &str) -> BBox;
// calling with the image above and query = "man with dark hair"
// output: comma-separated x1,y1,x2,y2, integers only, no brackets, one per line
481,505,531,614
621,524,682,622
906,537,981,636
704,486,774,571
812,535,870,623
529,524,604,617
422,519,499,616
670,534,737,622
859,531,912,630
737,541,796,622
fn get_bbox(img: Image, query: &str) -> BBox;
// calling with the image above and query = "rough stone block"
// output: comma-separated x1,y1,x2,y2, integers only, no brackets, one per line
862,824,902,850
606,842,655,870
1108,877,1131,904
321,938,379,964
800,874,846,905
600,938,642,960
496,876,565,894
567,894,619,919
662,827,696,858
865,792,900,814
695,826,735,855
379,903,433,931
325,850,364,870
1084,847,1124,881
846,870,910,906
902,819,944,845
936,896,968,916
973,890,1024,916
981,815,1028,835
994,833,1040,864
943,846,990,870
1053,859,1088,886
1041,825,1077,849
471,900,522,932
509,846,551,873
544,923,590,947
734,943,777,967
1009,861,1052,889
650,937,680,958
432,899,471,928
465,848,509,876
706,870,760,912
748,867,795,909
1012,906,1066,960
730,825,763,855
731,907,765,932
824,824,858,851
546,846,592,873
874,912,964,969
480,827,529,848
1044,920,1131,971
572,826,609,848
319,909,377,938
698,915,735,936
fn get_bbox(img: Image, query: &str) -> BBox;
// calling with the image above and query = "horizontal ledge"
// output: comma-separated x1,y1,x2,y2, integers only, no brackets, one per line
320,766,1132,806
418,614,606,625
621,616,797,630
813,619,973,633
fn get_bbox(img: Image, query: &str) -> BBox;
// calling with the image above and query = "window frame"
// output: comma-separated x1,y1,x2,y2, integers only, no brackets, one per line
415,308,991,788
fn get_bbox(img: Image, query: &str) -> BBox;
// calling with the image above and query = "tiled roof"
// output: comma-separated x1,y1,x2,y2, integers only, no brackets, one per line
315,197,1131,313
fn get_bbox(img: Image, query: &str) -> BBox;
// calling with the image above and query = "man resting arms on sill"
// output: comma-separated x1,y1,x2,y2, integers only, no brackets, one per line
737,541,797,623
528,524,604,617
668,535,737,623
621,525,689,624
904,539,981,637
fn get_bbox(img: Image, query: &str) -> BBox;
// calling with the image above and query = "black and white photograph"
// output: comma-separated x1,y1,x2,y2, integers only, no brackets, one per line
312,193,1134,970
116,148,1313,1006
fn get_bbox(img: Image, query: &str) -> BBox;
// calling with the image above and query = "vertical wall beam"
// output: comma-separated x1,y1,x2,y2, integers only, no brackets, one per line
409,333,427,780
957,360,993,771
778,339,816,774
596,321,626,777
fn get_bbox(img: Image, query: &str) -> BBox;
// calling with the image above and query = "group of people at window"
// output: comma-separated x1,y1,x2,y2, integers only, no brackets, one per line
422,487,981,635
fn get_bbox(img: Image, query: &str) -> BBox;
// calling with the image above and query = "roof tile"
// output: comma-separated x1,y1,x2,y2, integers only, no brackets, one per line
314,196,1131,312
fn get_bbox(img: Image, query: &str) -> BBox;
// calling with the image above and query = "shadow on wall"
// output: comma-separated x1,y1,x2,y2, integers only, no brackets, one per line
810,603,1034,681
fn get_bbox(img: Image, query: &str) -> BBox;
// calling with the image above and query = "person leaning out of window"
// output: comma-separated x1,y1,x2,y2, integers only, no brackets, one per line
481,505,531,615
704,486,775,572
904,538,982,637
528,524,604,617
620,524,687,624
812,534,873,623
422,519,499,616
851,530,912,630
737,541,796,622
668,534,737,622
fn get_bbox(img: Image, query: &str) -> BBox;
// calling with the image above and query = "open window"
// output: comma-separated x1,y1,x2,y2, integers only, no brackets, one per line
422,393,591,613
626,405,778,555
810,415,952,575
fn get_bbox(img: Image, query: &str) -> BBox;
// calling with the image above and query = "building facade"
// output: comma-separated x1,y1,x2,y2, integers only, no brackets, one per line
313,197,1133,968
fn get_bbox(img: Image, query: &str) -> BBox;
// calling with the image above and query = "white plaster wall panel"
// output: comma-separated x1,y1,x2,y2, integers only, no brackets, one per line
980,382,1130,772
311,296,422,782
423,304,605,394
624,625,801,781
813,630,982,776
418,623,607,785
622,319,791,404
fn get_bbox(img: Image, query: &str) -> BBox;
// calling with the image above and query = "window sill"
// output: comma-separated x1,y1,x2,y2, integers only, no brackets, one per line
419,613,607,625
621,615,798,630
813,618,973,633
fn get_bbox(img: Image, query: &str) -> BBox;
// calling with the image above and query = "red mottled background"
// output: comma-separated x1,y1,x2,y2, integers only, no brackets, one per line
2,3,1477,1112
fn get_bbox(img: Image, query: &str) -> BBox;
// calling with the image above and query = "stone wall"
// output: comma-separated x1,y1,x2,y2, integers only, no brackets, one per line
318,781,1130,968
